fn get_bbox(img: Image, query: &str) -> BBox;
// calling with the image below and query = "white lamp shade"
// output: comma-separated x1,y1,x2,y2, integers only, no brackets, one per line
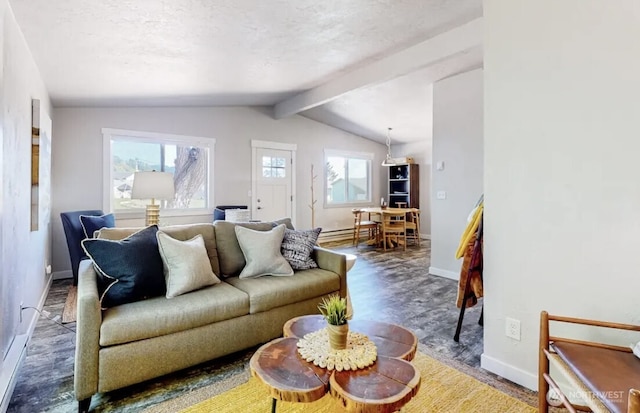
131,171,175,200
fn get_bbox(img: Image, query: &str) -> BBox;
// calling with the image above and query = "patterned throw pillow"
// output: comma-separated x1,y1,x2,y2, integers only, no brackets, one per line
281,228,322,270
81,225,165,308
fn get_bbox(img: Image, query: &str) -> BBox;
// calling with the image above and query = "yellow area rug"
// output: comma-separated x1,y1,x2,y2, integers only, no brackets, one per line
152,351,536,413
61,285,77,323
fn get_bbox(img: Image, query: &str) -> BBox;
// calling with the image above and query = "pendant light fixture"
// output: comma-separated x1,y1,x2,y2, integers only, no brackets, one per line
381,127,396,167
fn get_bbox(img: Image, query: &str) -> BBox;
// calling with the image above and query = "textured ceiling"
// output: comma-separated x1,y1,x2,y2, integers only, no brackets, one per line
8,0,482,143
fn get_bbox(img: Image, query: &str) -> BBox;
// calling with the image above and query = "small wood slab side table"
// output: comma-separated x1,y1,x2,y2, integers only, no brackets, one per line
331,355,421,412
250,337,330,413
251,316,420,412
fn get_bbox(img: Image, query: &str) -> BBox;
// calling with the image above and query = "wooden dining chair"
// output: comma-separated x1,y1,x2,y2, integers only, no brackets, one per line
380,209,407,251
405,208,420,246
352,209,378,248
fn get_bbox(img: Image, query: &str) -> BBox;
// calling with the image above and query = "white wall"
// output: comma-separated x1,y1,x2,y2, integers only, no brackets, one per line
393,140,432,236
429,68,483,280
483,0,640,390
0,0,53,409
51,106,388,275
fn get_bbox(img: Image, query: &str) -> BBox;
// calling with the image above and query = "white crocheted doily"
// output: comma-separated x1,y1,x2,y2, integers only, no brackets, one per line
296,327,377,371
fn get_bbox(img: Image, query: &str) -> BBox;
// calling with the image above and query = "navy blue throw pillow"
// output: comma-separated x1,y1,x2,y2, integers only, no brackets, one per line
80,213,116,238
81,225,165,308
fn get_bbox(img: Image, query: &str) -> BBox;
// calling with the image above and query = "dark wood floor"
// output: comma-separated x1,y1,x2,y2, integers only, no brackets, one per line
7,239,502,412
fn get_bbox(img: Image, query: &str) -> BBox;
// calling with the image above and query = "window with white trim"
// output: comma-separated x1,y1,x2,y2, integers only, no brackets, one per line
102,128,215,215
325,150,373,206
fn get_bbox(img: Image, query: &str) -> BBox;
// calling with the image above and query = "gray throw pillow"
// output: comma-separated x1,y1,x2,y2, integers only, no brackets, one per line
214,221,276,276
156,231,221,298
235,224,293,278
281,228,321,270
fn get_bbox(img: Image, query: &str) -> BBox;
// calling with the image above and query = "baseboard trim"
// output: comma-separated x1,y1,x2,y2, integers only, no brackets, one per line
53,270,72,280
428,267,459,280
0,274,53,412
480,353,537,391
0,334,27,413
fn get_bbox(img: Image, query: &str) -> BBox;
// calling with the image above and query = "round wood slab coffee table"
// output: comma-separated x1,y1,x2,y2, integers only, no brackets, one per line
250,316,420,412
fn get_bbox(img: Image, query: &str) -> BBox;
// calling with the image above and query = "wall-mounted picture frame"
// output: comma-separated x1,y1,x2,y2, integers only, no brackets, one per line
31,98,51,233
31,99,40,231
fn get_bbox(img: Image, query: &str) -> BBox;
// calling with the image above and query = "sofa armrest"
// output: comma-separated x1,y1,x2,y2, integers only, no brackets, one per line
74,260,102,401
313,246,347,300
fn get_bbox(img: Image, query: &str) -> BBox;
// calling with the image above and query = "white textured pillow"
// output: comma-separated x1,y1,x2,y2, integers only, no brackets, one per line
235,224,294,279
156,231,220,298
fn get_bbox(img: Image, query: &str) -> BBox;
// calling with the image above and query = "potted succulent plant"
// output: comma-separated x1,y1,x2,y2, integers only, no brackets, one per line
318,294,349,350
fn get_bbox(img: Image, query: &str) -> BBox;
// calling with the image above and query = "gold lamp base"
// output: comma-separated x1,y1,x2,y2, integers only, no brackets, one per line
145,202,160,226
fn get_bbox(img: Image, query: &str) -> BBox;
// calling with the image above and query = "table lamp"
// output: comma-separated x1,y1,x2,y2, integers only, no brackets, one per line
131,171,175,226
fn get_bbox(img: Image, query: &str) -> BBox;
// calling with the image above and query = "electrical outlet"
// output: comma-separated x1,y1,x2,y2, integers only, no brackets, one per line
505,317,521,341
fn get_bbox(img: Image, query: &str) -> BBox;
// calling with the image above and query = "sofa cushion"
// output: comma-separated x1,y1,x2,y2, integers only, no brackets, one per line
100,281,249,346
272,217,295,230
82,225,165,308
157,231,221,298
236,224,293,279
97,223,220,276
213,221,279,277
281,227,321,270
224,268,340,314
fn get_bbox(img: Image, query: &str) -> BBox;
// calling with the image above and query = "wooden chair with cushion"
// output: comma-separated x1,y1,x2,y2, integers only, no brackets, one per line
539,311,640,413
405,208,420,246
380,209,406,252
351,208,378,248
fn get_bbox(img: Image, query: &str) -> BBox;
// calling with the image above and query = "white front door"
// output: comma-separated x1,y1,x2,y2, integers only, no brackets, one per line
253,147,293,222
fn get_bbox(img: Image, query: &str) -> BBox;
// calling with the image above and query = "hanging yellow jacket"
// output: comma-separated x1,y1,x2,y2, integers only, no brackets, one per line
455,203,483,259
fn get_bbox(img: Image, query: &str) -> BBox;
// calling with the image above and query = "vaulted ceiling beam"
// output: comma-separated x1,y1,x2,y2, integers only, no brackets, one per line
273,17,482,119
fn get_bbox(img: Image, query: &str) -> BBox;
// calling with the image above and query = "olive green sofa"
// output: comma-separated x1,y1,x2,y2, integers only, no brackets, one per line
74,220,347,412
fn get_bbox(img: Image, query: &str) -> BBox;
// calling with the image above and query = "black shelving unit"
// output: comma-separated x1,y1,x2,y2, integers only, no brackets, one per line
387,164,419,208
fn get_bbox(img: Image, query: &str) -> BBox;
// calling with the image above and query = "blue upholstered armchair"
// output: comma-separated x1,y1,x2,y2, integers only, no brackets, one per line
60,210,104,285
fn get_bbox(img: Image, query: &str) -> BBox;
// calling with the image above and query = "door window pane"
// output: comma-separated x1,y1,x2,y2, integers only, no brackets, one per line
262,156,286,178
